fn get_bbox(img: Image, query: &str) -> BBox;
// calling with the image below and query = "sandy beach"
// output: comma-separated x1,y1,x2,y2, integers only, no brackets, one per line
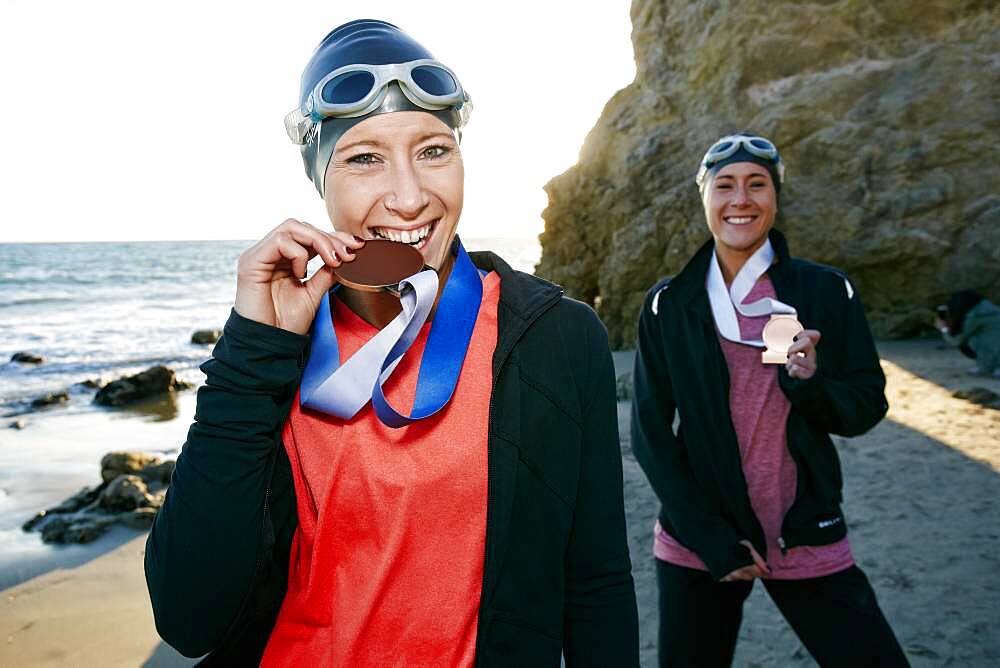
2,339,998,666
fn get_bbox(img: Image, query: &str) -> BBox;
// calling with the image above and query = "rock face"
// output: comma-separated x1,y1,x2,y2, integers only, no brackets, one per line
537,1,1000,348
93,365,193,407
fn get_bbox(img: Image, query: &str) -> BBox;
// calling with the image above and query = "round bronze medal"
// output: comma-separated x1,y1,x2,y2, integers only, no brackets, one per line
333,239,428,293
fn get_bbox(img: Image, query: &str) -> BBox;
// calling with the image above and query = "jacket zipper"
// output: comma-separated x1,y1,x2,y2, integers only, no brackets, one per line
475,291,563,664
777,536,788,555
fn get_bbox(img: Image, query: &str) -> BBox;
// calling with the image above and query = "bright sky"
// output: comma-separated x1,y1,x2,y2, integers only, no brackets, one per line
0,1,635,243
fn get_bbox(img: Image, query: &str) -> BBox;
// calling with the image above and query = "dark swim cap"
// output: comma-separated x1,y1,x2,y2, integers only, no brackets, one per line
705,147,783,196
295,20,468,197
696,132,784,197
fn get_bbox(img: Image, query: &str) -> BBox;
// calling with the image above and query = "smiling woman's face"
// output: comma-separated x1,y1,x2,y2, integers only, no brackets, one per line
324,111,464,271
702,161,777,261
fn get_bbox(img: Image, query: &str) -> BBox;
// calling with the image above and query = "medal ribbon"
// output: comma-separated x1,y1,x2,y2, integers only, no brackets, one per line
300,242,483,427
707,238,796,347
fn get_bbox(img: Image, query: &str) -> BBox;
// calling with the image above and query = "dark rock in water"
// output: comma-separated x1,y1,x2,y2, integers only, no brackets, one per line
40,516,117,544
11,352,44,364
21,484,106,531
101,451,163,482
616,371,633,401
48,484,105,514
93,365,192,406
140,460,175,485
21,511,47,532
98,474,157,513
31,391,69,408
9,418,27,430
537,0,1000,347
191,329,222,345
79,377,108,390
119,507,158,530
952,387,1000,408
23,450,174,543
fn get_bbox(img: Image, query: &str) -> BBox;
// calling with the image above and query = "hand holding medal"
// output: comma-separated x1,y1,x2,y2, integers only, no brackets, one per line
784,329,821,380
234,218,365,335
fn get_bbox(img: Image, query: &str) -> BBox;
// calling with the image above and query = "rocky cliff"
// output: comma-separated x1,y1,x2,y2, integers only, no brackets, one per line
537,0,1000,348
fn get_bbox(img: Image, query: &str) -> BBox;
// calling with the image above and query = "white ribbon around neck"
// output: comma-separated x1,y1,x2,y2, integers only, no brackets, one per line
706,238,797,347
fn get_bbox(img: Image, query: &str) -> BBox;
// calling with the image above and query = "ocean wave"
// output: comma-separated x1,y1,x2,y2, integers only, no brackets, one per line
0,296,75,308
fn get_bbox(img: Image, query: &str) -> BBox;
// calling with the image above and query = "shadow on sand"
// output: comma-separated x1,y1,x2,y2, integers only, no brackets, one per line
143,641,201,667
0,525,145,591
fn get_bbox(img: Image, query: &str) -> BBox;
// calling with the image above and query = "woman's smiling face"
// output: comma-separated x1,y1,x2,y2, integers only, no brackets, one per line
324,111,464,271
702,161,778,261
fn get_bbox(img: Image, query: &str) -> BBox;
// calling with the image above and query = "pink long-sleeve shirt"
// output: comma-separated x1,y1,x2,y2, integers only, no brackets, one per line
654,275,854,579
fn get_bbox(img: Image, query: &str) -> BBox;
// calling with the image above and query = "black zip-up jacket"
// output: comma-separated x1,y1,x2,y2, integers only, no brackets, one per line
631,230,888,581
145,251,639,666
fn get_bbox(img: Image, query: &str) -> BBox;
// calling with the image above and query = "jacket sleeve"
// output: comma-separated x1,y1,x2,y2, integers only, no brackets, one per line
562,307,640,667
144,309,307,658
780,276,888,437
630,286,753,581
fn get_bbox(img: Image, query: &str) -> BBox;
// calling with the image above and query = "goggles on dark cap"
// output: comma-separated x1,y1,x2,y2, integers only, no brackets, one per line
695,134,785,189
285,59,472,145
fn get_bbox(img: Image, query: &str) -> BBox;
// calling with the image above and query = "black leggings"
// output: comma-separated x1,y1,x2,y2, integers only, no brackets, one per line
656,560,909,667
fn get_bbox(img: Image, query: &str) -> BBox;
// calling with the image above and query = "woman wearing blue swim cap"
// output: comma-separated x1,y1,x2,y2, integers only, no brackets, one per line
633,133,908,666
145,20,639,666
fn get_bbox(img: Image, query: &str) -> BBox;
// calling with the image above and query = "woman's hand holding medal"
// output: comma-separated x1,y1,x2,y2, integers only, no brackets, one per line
785,329,821,380
235,219,364,335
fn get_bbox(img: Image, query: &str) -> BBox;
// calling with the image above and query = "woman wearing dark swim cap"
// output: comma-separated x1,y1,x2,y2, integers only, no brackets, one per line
145,20,639,666
632,132,909,666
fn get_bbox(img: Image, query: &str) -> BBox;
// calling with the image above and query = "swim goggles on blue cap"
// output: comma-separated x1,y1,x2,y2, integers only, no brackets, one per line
284,59,472,145
695,134,785,187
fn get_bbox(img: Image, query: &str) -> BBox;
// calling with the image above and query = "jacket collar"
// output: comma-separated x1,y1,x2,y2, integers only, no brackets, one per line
669,228,793,321
469,248,564,377
468,249,563,320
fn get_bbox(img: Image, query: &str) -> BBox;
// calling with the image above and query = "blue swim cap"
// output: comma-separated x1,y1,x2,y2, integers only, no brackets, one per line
294,20,469,197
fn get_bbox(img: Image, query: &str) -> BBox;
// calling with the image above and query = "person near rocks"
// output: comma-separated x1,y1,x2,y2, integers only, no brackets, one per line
935,291,1000,377
631,132,909,667
144,20,638,666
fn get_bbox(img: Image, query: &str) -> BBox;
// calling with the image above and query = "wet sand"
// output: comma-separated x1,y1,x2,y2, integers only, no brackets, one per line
1,340,998,666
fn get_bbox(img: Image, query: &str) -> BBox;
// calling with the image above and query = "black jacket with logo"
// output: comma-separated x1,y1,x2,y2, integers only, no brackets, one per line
145,251,639,666
631,230,887,581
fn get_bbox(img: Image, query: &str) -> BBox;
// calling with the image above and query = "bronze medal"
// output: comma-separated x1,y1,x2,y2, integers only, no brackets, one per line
761,314,805,364
333,239,427,294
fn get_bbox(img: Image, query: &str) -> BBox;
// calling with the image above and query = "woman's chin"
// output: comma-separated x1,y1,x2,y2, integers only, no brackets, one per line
720,228,770,255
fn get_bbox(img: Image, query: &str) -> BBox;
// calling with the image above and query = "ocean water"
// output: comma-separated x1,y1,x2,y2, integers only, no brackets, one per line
0,237,541,417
